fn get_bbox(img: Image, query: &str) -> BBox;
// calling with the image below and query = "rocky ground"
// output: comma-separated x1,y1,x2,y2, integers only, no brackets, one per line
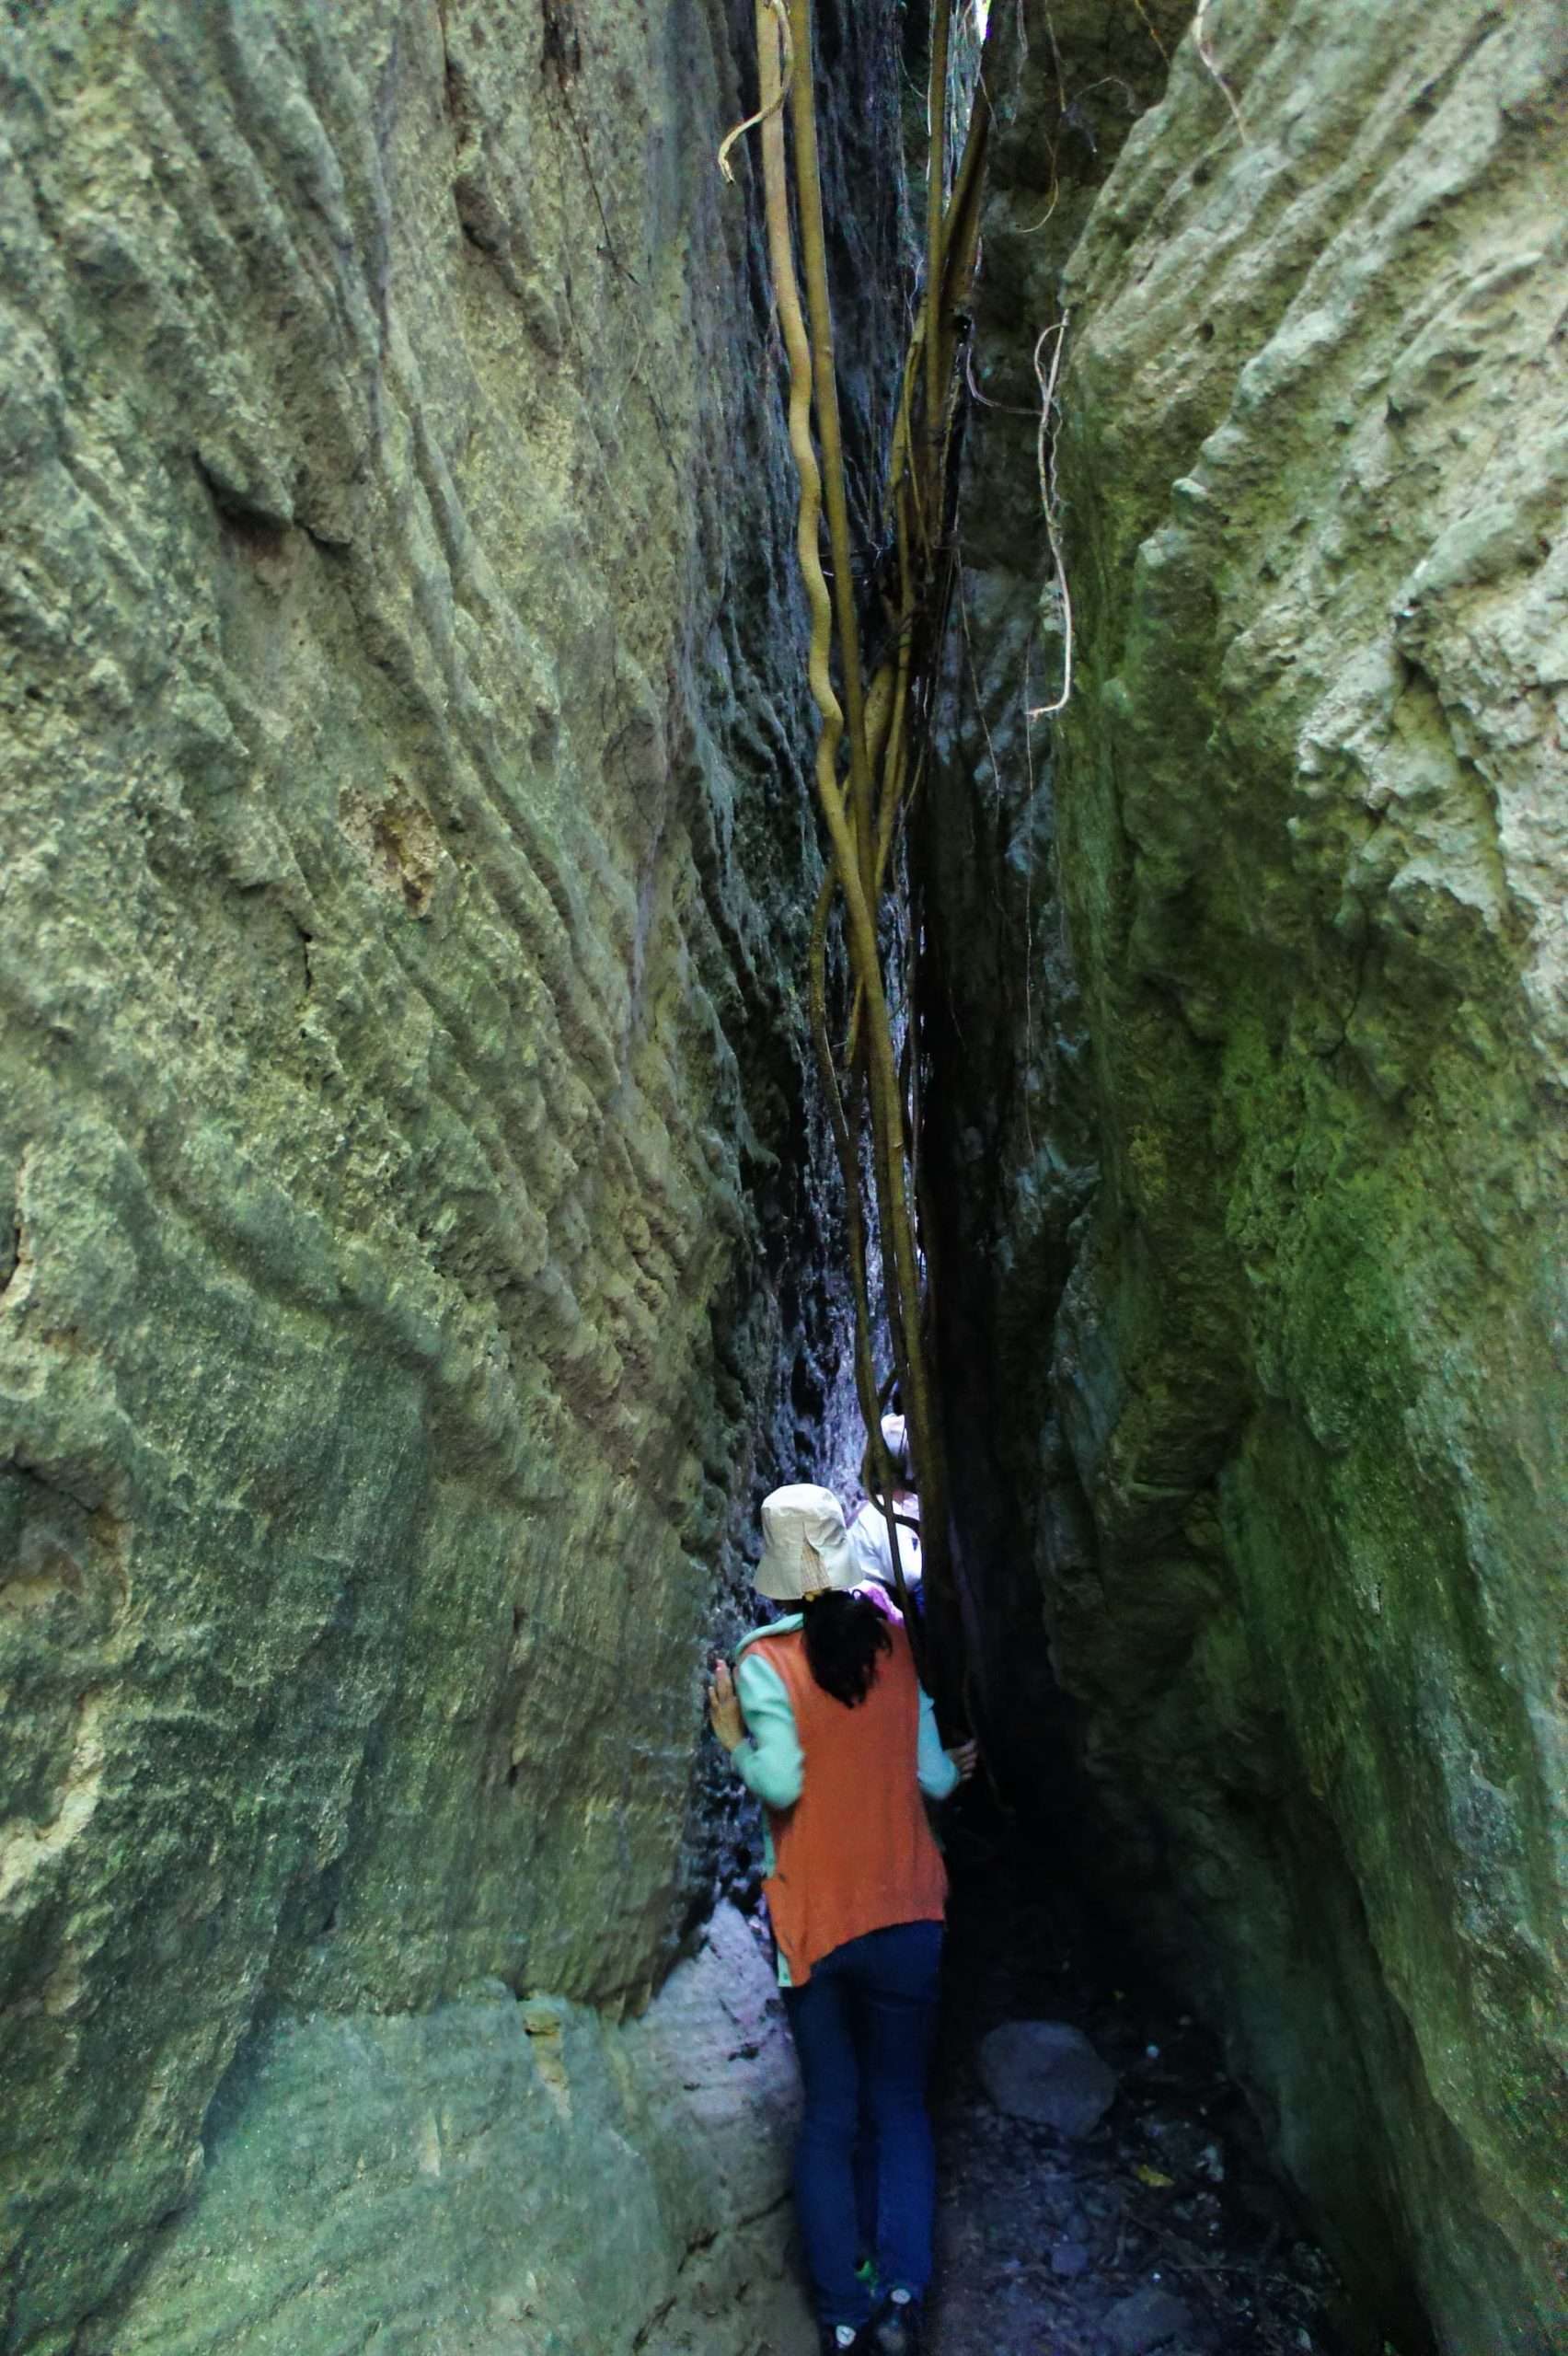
737,1789,1364,2356
922,1802,1358,2356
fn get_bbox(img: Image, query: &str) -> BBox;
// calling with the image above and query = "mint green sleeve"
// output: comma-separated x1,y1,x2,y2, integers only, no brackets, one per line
917,1687,959,1800
732,1650,804,1808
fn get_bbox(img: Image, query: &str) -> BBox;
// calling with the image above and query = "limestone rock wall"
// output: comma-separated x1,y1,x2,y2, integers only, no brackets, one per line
923,0,1192,1809
77,1904,812,2356
929,2,1567,2346
0,4,897,2347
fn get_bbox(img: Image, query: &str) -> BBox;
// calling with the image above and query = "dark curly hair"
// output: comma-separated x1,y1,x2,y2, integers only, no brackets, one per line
801,1588,893,1707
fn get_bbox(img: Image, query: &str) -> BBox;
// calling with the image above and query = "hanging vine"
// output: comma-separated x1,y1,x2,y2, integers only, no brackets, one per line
722,0,992,1720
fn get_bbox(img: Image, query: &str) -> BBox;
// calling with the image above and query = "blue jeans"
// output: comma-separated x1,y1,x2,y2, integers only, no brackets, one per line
783,1920,942,2329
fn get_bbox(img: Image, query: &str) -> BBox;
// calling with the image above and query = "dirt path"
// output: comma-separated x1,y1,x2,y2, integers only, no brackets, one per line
925,1809,1357,2356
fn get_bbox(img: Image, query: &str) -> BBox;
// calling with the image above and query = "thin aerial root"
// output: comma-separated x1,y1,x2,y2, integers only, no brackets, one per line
748,0,991,1726
1129,0,1168,62
717,0,795,181
809,871,882,1457
788,0,875,884
924,0,951,456
1193,0,1248,144
1027,316,1073,720
755,1,841,785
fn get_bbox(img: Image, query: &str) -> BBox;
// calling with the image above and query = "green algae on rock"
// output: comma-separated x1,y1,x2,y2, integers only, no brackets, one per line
0,1,903,2346
928,0,1567,2346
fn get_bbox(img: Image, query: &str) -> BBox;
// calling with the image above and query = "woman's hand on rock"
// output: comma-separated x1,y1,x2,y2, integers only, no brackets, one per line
708,1657,745,1753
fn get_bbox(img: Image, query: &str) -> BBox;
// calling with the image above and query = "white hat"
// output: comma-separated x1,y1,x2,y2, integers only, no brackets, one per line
754,1484,859,1602
881,1413,912,1482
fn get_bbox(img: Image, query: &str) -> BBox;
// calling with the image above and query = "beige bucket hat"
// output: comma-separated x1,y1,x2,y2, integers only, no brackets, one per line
754,1483,859,1602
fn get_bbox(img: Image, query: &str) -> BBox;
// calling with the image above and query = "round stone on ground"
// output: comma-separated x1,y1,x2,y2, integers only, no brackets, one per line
1103,2283,1193,2353
976,2020,1119,2138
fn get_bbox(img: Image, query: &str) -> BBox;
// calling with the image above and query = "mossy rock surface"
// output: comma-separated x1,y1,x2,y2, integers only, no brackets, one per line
928,2,1567,2346
0,1,903,2344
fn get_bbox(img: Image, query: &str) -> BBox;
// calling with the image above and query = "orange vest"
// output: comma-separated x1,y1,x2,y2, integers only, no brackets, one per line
749,1621,948,1986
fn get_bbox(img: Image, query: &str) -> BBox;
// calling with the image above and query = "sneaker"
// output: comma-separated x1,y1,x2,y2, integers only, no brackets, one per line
820,2327,869,2355
870,2288,921,2356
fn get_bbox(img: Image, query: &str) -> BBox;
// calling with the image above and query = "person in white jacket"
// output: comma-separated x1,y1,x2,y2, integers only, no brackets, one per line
847,1414,921,1600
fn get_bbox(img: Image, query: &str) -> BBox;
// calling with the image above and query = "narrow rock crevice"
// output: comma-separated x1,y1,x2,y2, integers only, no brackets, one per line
0,4,1561,2355
926,4,1565,2350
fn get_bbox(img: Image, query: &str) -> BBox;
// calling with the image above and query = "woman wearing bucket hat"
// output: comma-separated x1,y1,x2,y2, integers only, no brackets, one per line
709,1484,975,2356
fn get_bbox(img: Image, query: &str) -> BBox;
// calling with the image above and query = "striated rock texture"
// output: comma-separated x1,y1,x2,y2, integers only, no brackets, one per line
930,1,1567,2348
0,2,899,2347
77,1904,812,2356
923,0,1192,1811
